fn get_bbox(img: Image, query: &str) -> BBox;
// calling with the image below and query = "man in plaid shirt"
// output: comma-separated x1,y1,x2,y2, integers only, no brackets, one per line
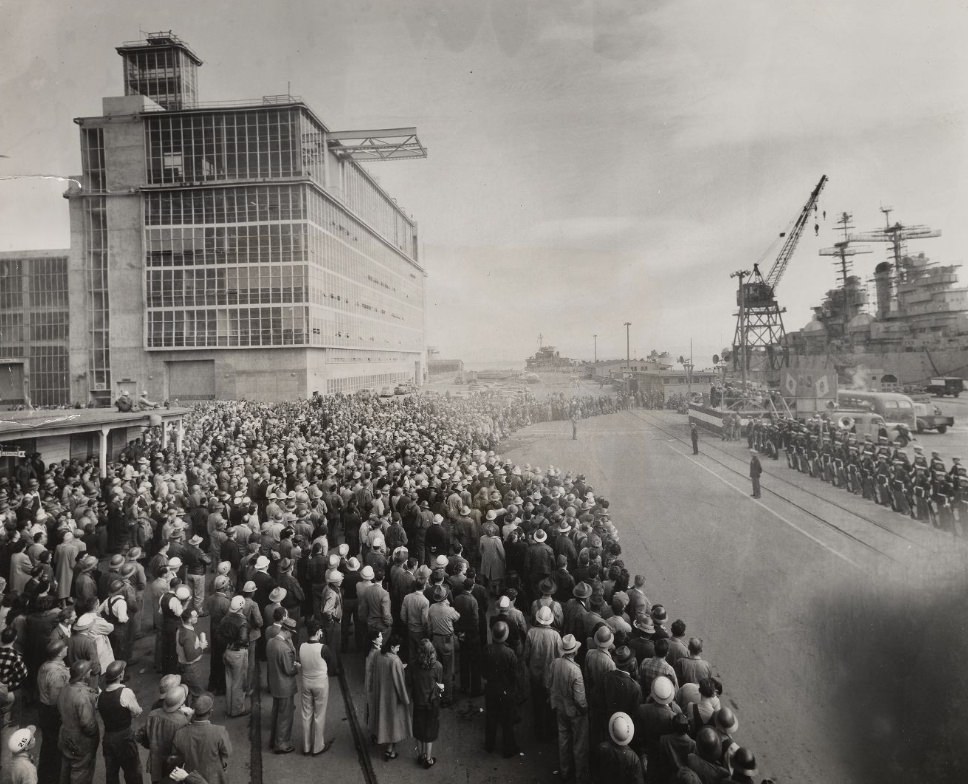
0,627,28,725
637,637,678,695
0,627,27,692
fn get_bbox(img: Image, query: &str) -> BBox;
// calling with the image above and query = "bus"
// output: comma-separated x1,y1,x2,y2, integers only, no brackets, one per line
836,389,916,429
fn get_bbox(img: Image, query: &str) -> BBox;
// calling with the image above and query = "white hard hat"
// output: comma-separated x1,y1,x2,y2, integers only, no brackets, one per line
651,675,675,706
8,725,36,753
608,712,634,746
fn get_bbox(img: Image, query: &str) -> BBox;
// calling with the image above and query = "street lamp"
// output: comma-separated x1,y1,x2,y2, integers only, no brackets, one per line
593,334,597,363
624,322,631,370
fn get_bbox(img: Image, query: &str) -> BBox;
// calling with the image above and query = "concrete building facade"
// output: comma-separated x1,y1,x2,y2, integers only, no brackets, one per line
67,32,426,404
0,250,71,407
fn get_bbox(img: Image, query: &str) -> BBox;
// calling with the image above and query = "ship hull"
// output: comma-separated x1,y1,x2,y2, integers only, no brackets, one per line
789,347,968,385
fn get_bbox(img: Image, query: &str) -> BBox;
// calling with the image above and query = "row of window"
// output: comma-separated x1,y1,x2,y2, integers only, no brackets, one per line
146,265,306,308
141,303,423,351
147,307,307,348
145,224,305,266
145,108,305,185
326,371,413,394
145,185,306,225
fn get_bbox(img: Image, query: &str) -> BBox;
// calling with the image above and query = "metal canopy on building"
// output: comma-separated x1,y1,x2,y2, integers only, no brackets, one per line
327,128,428,161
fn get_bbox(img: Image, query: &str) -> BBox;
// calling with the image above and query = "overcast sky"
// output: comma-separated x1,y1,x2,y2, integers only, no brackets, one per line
2,1,966,367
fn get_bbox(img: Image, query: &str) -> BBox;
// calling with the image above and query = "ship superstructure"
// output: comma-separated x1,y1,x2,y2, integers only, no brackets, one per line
785,210,968,384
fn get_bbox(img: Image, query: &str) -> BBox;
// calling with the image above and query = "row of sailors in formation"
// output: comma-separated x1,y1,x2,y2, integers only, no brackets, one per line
746,417,967,532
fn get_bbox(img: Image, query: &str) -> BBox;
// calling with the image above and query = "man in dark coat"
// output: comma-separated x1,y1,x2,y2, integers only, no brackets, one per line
594,711,643,784
172,694,232,784
58,659,101,784
266,618,299,753
749,450,762,498
483,621,520,758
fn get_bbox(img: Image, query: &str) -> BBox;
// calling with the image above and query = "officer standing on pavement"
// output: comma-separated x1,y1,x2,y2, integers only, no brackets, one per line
749,450,763,499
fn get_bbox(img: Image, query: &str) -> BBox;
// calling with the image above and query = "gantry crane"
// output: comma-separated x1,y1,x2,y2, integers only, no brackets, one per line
732,175,828,377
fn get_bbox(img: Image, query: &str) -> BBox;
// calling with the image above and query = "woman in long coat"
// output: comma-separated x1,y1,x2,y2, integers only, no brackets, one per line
478,523,505,597
372,632,411,760
363,629,384,737
408,638,443,767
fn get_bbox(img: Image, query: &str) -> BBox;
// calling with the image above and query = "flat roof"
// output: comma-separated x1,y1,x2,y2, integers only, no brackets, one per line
0,407,191,440
0,249,69,259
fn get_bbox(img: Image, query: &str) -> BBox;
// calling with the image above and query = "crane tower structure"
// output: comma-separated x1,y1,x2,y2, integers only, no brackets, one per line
732,175,828,377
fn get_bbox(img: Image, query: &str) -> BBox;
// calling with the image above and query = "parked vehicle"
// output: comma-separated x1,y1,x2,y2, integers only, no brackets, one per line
831,410,891,441
926,377,964,397
912,399,954,433
379,386,394,397
836,389,916,430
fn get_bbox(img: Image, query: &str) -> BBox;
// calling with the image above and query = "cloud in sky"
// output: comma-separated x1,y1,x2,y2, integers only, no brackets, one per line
1,0,966,367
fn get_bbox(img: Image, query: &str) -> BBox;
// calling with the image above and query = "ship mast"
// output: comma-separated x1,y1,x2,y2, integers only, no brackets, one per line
819,213,870,336
852,209,941,302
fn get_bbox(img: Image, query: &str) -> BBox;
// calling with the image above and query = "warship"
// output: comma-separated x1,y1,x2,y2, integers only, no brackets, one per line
784,209,968,386
525,336,578,372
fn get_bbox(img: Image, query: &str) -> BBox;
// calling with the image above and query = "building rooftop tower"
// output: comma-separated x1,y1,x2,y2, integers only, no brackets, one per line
116,31,202,110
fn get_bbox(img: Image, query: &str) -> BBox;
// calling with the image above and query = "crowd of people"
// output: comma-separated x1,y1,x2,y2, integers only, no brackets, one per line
746,415,967,535
0,389,774,784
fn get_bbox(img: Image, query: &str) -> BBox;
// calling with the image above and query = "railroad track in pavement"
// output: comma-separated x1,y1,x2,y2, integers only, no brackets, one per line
629,409,935,563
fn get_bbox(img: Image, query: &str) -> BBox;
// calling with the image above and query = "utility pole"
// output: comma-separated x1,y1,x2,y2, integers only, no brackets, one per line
593,334,597,363
624,322,631,370
684,337,693,401
730,270,750,392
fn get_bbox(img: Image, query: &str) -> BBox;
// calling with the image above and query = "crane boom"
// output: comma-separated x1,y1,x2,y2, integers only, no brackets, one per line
764,174,828,290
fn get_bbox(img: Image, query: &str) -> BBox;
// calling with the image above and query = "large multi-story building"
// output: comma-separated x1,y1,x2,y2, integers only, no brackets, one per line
0,250,71,407
67,32,426,404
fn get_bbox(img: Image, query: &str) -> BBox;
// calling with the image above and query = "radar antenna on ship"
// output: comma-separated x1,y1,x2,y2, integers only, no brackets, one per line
819,212,870,336
848,208,941,319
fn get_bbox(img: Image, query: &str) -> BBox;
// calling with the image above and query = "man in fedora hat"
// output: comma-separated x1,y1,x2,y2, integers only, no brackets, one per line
176,608,208,704
585,624,616,749
217,596,250,718
136,683,191,784
427,584,460,706
267,617,300,754
483,621,521,758
73,555,99,609
603,646,642,722
546,634,589,784
172,694,232,784
206,576,233,696
399,565,431,663
58,659,101,784
524,528,555,603
563,582,592,643
523,605,560,741
182,535,211,616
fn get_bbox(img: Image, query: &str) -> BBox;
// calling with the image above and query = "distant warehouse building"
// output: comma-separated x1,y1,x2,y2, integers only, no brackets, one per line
65,32,427,404
0,250,71,407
